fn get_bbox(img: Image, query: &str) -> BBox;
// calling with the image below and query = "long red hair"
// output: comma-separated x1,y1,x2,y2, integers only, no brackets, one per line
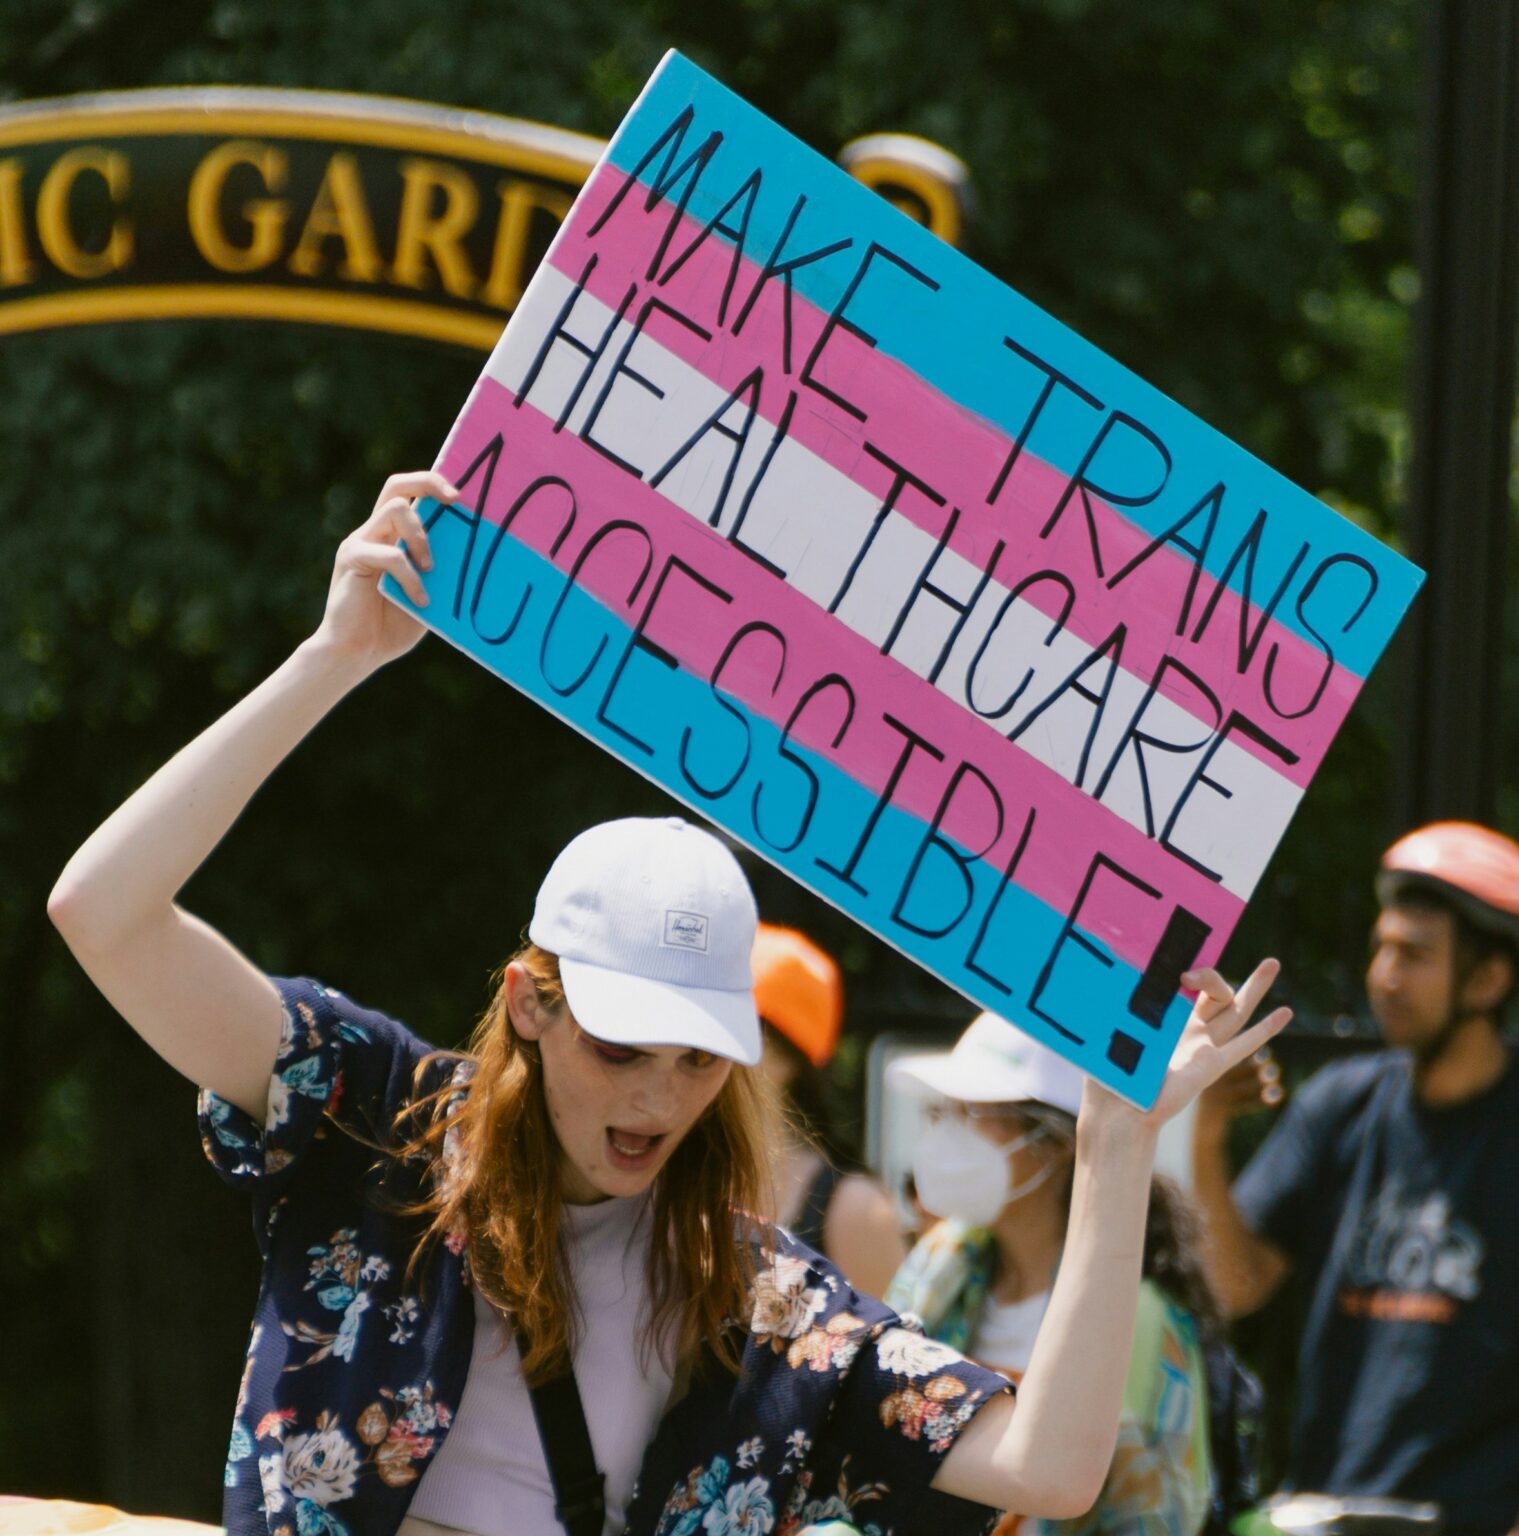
392,944,781,1385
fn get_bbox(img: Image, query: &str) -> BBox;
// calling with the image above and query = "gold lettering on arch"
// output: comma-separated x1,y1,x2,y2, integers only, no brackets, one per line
188,140,289,273
0,88,971,350
36,144,133,280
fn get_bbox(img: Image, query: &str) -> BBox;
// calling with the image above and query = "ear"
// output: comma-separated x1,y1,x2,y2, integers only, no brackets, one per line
504,961,554,1041
1460,951,1515,1018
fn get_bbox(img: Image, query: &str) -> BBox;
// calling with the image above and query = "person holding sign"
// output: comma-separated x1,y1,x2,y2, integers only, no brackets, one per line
886,1019,1215,1536
48,474,1289,1536
753,922,907,1297
1192,823,1519,1536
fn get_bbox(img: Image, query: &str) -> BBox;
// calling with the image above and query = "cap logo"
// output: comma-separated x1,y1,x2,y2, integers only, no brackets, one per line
663,910,710,951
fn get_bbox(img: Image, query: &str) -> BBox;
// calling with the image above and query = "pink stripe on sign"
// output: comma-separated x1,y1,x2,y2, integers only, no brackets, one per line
442,377,1243,972
541,165,1357,787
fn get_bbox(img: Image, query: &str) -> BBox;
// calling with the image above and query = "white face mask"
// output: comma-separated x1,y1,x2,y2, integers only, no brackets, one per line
912,1112,1055,1226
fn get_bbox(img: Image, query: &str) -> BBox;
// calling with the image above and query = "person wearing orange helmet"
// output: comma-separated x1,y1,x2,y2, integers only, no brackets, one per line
752,923,907,1297
1191,822,1519,1536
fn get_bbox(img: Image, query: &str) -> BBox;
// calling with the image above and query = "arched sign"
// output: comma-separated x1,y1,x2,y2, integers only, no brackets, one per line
0,88,970,352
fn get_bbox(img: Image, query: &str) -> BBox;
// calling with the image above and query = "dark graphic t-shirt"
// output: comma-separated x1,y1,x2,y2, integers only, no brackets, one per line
1233,1049,1519,1536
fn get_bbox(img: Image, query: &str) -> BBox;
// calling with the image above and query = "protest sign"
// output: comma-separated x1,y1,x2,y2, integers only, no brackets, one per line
386,50,1424,1107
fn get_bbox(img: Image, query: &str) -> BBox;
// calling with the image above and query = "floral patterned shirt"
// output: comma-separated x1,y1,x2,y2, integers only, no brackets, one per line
199,978,1013,1536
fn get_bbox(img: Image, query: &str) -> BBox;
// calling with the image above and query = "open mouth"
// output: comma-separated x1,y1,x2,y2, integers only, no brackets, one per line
606,1127,667,1168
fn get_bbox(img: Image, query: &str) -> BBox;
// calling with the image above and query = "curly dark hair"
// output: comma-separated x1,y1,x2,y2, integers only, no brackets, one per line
1142,1173,1222,1338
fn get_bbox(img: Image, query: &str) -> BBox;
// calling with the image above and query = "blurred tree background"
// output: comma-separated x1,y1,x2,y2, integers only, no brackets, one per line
0,0,1442,1516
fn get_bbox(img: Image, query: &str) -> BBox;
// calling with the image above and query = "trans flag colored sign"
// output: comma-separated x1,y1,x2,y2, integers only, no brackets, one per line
386,50,1424,1107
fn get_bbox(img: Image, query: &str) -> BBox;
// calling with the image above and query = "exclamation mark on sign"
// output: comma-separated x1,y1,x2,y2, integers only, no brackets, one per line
1108,906,1212,1074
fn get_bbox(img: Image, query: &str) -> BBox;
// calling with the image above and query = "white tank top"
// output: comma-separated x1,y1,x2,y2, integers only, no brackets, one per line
972,1287,1051,1380
400,1191,673,1536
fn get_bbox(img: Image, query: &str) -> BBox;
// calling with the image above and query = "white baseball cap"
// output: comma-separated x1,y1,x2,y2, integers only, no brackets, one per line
527,816,762,1065
888,1011,1085,1116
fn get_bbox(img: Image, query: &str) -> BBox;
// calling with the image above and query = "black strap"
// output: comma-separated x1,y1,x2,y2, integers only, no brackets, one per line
515,1323,606,1536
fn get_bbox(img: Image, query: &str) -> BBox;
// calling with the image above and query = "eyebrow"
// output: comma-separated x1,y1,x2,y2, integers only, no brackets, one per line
1373,933,1434,955
578,1027,642,1054
581,1031,715,1064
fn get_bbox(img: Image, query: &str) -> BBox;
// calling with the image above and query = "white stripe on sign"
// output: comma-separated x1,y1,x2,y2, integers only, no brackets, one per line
479,264,1302,899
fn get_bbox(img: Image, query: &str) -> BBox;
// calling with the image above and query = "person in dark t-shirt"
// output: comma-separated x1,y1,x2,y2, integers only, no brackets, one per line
1191,822,1519,1536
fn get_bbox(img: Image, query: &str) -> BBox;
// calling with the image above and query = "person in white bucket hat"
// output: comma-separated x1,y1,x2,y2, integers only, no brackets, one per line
887,1013,1222,1536
893,1012,1086,1112
888,1015,1084,1238
50,468,1289,1536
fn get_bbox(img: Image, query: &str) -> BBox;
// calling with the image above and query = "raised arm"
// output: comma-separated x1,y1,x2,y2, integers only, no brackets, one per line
1191,1060,1291,1317
47,471,451,1121
930,963,1290,1518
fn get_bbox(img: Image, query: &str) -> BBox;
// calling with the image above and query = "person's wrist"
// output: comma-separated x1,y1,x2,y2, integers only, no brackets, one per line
1192,1104,1232,1152
1076,1100,1160,1160
294,631,386,688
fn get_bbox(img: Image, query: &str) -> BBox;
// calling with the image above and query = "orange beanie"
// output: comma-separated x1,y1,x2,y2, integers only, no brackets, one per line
752,923,844,1068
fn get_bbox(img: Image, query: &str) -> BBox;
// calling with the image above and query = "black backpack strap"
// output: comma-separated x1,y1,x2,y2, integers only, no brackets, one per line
514,1323,606,1536
1202,1335,1264,1535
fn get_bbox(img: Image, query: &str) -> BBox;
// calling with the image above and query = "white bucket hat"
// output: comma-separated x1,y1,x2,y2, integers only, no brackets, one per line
888,1011,1085,1116
528,816,762,1065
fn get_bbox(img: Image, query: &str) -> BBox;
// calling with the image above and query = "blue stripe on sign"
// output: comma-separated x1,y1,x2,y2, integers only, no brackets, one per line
386,499,1192,1108
598,52,1423,678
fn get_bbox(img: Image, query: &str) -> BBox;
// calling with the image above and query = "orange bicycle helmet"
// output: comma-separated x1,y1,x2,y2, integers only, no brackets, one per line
1377,821,1519,945
752,923,844,1068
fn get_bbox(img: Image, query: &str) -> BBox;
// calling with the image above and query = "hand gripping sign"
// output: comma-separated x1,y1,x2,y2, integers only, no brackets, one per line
387,51,1424,1107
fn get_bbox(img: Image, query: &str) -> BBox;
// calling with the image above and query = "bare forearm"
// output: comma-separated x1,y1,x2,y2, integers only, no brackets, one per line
50,638,374,950
1010,1117,1156,1504
934,1116,1157,1515
1191,1124,1288,1318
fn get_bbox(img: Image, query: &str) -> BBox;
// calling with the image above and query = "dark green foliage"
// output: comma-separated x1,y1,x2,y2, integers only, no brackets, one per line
0,0,1430,1511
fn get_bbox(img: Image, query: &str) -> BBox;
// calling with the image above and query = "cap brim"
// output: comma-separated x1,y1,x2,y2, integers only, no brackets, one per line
887,1049,1034,1104
559,956,762,1066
